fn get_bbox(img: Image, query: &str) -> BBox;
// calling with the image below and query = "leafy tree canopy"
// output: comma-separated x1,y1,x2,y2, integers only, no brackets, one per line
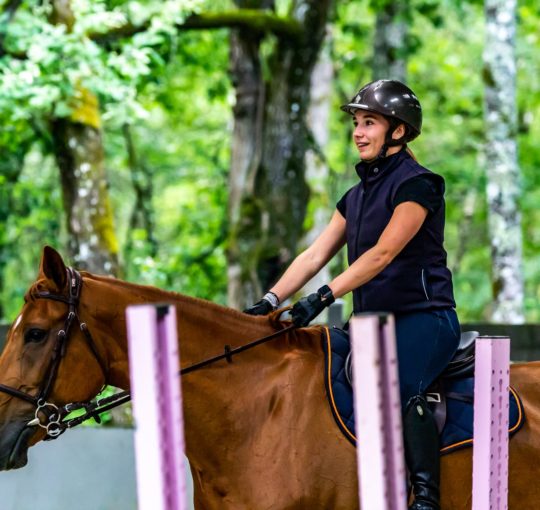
2,0,540,323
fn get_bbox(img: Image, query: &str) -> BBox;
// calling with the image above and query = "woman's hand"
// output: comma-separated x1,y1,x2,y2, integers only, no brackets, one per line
291,285,335,327
244,291,280,316
243,299,274,316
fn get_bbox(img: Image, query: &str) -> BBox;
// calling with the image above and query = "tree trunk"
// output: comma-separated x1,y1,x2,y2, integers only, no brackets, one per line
227,0,333,308
372,0,408,82
122,124,157,264
227,19,266,307
49,0,120,276
299,33,333,320
483,0,524,323
51,117,120,275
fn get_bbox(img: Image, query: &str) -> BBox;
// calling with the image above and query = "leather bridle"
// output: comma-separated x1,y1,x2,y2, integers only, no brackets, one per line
0,268,109,440
0,267,295,441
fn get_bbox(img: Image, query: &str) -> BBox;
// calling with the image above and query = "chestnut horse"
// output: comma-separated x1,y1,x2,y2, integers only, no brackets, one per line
0,246,539,509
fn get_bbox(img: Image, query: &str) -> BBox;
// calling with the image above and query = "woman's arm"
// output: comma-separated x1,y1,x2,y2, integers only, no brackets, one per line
270,210,347,302
328,201,428,298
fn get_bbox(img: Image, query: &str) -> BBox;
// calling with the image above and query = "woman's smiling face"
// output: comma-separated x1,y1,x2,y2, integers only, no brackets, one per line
352,110,404,162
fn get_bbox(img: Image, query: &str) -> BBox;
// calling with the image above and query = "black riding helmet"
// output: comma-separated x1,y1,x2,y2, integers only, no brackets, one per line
341,80,422,156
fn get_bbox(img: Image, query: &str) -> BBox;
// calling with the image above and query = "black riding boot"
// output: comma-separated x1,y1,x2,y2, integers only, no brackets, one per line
403,395,441,510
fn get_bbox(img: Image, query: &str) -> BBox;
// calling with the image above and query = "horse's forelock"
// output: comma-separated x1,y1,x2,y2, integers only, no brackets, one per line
24,278,56,303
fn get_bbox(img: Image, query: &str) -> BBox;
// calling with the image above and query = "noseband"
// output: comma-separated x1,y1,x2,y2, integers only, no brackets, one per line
0,268,109,440
0,267,295,441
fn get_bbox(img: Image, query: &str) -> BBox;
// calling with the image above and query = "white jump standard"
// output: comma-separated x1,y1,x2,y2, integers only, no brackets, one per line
350,315,511,510
472,336,510,510
350,314,407,510
126,304,188,510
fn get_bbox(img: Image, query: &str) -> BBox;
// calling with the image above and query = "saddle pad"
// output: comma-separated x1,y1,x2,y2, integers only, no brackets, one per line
322,327,526,455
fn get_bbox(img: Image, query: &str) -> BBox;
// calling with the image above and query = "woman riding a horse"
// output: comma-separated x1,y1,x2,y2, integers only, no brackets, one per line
245,79,461,510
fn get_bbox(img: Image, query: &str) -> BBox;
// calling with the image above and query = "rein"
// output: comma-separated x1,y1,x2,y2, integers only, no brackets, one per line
180,323,295,375
34,323,296,435
0,268,295,440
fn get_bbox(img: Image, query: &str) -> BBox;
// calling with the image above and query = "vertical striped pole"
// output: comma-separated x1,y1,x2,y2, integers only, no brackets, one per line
350,314,406,510
126,304,187,510
472,336,510,510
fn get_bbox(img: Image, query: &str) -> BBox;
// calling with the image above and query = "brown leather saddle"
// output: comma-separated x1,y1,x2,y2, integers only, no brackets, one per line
425,331,477,433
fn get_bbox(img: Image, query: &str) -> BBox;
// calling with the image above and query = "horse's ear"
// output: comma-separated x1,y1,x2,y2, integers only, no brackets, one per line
39,246,67,289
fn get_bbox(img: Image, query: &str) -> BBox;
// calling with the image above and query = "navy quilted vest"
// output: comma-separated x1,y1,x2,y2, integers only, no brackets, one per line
344,149,455,313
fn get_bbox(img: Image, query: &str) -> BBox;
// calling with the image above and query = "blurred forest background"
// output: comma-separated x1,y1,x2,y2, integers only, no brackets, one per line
1,0,539,325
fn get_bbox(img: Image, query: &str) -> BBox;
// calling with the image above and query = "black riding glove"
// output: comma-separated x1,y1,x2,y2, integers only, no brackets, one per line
244,292,280,316
291,285,335,327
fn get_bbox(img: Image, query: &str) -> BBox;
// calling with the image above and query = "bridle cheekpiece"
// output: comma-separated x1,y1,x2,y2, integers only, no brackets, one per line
0,267,113,440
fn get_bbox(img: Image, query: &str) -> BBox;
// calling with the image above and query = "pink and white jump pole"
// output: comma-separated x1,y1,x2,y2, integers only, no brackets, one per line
472,336,510,510
350,314,407,510
126,304,188,510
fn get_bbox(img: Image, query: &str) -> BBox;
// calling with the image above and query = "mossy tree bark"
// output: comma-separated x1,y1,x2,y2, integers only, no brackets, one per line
51,117,120,276
227,0,334,308
483,0,524,323
49,1,120,276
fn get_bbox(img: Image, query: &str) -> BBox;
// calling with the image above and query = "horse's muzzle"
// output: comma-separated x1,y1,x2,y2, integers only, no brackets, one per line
0,420,35,470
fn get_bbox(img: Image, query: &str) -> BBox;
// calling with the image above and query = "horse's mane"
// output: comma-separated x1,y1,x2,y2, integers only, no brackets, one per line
27,270,242,318
25,271,320,345
25,266,324,363
78,271,300,339
80,271,263,322
80,272,329,356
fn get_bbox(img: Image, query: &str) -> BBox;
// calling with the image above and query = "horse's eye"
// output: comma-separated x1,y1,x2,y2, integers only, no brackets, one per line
24,328,48,344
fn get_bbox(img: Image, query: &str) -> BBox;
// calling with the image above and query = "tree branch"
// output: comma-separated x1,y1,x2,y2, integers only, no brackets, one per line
89,9,303,45
1,9,304,59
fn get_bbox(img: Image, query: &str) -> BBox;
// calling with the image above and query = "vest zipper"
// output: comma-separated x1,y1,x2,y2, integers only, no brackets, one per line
355,188,366,310
421,268,430,301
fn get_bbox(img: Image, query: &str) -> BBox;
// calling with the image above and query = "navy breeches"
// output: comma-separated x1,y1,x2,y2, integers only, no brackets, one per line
395,308,460,411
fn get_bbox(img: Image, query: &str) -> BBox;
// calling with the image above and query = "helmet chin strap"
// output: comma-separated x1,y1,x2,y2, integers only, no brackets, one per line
377,143,389,159
365,119,409,163
355,112,414,163
375,127,406,161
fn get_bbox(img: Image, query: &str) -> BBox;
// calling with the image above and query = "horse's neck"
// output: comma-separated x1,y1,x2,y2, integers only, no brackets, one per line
81,274,328,486
80,274,275,389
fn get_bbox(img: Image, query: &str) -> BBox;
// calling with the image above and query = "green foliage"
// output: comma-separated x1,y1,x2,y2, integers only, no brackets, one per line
2,0,540,325
106,28,232,303
0,2,231,321
409,2,487,321
1,150,63,320
0,0,204,126
517,1,540,321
